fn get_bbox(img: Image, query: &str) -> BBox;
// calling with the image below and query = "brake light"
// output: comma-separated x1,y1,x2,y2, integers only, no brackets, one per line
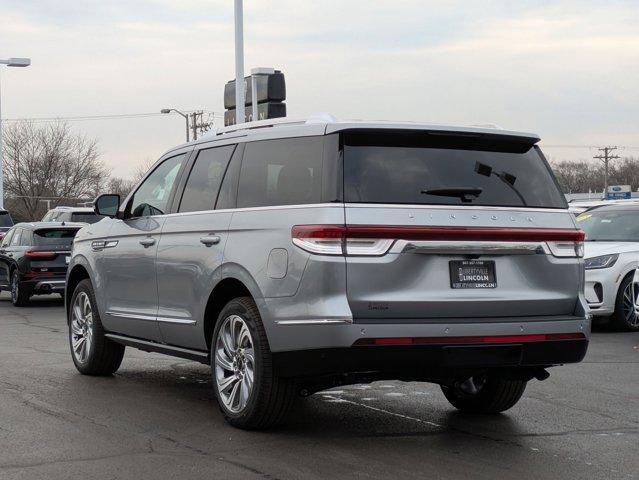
292,225,585,257
25,250,58,259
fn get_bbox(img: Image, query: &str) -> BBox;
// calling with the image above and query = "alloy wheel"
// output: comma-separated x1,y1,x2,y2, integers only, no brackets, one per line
70,292,94,363
214,314,255,413
622,282,639,328
11,274,18,303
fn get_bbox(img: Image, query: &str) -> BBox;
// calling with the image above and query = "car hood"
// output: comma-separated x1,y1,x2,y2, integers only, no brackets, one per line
584,242,639,258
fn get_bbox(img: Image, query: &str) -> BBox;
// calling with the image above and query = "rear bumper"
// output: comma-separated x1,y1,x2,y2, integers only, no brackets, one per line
265,315,590,352
21,278,66,294
273,339,589,379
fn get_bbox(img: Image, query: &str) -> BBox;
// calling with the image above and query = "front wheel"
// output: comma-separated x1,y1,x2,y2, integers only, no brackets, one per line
441,376,527,413
69,279,125,375
610,275,639,331
10,270,30,307
211,297,296,429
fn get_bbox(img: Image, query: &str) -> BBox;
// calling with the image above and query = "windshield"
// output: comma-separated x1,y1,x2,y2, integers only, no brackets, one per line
576,210,639,241
33,228,80,246
71,212,103,224
342,132,567,208
0,212,13,227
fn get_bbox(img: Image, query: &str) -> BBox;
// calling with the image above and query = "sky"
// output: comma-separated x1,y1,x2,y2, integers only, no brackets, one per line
1,0,638,179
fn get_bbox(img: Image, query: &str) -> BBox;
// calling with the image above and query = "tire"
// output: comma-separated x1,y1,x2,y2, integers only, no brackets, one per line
69,279,125,375
441,376,527,413
10,270,30,307
211,296,296,430
610,274,639,331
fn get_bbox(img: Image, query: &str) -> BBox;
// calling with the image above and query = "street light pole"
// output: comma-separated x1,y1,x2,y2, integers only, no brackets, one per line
160,108,190,142
0,57,30,209
234,0,245,124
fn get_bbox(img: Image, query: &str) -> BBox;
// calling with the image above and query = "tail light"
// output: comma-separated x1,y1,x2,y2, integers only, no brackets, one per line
292,225,585,257
25,250,58,259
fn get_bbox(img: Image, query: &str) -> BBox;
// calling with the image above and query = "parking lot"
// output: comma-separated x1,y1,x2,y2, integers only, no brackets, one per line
0,293,636,480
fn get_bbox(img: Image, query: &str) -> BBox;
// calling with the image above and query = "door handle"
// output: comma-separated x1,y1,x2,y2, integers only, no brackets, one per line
139,238,156,248
200,235,221,247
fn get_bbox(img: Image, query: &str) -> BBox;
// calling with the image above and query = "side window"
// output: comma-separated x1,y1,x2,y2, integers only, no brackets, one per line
129,154,186,217
178,145,235,213
216,144,243,210
1,229,14,248
19,230,32,246
10,229,22,246
237,137,324,208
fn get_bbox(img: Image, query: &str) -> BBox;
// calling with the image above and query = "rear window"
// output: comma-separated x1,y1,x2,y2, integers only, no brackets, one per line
0,212,13,227
577,209,639,241
70,212,103,223
33,228,80,246
342,131,567,209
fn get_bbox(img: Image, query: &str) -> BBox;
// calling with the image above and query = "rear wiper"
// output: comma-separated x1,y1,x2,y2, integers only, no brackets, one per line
421,187,483,203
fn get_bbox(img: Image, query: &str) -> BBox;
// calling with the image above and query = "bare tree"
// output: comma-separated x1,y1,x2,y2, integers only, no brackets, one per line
2,121,108,220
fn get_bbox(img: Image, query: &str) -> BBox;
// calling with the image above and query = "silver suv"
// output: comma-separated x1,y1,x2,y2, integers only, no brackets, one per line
66,118,589,429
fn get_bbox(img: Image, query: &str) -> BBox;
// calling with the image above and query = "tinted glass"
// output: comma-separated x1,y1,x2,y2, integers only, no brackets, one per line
42,211,56,221
577,209,639,241
343,132,566,208
179,145,235,213
1,229,14,247
10,229,21,246
71,212,103,223
33,228,80,246
130,154,185,217
0,212,13,227
237,137,323,208
216,145,243,210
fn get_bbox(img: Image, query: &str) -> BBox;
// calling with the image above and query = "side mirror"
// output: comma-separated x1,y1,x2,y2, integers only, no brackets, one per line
94,194,121,218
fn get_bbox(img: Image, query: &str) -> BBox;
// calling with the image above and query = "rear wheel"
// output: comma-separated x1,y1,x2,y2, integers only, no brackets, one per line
441,376,527,413
211,297,295,429
69,279,125,375
610,275,639,331
10,270,30,307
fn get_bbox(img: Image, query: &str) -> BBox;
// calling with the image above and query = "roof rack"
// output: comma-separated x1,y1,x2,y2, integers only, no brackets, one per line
209,113,338,137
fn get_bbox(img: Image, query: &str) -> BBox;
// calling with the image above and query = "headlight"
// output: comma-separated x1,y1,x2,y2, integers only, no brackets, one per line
584,254,619,270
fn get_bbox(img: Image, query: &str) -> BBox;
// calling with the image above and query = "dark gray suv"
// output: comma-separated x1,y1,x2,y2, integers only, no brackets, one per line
66,118,589,429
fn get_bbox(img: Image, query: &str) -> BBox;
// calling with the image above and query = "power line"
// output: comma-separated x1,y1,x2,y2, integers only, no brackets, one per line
4,111,223,123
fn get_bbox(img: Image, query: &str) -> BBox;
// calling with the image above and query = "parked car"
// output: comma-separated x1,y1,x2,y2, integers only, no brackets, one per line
0,222,84,306
42,206,105,224
66,117,589,429
577,204,639,331
0,209,14,241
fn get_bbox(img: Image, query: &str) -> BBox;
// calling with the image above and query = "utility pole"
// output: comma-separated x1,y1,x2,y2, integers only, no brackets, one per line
188,111,208,140
593,146,620,196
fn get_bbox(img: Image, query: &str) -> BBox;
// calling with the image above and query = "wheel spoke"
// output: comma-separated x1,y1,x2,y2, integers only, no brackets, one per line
228,380,241,410
215,349,234,371
218,374,238,394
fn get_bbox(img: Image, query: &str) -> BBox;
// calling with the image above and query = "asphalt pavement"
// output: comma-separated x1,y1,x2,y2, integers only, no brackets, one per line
0,292,637,480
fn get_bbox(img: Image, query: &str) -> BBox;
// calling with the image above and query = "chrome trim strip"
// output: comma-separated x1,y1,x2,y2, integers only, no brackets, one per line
162,203,342,218
275,318,353,325
390,240,549,255
344,203,567,214
34,280,66,289
105,311,156,322
156,316,197,325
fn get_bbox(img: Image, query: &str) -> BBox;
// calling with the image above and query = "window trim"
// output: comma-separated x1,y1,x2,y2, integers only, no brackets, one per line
124,150,193,220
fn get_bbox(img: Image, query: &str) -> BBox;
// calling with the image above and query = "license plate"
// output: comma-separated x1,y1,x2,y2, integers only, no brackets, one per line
65,256,70,264
449,260,496,289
